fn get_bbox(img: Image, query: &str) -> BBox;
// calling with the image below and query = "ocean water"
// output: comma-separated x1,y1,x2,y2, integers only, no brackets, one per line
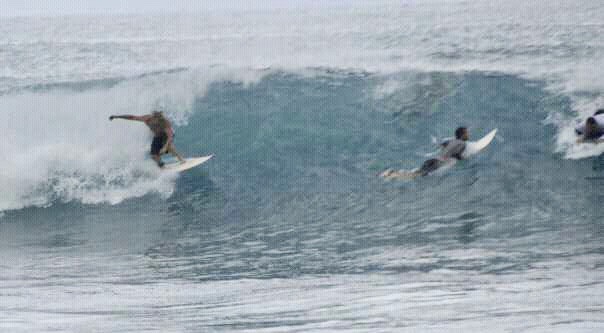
1,1,604,332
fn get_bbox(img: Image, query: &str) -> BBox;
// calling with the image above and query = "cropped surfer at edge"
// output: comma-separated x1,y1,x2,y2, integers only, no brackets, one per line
575,109,604,143
381,127,470,179
109,111,185,168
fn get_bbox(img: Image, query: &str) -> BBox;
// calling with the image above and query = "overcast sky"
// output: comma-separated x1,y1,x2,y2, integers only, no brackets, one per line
1,0,222,16
0,0,369,17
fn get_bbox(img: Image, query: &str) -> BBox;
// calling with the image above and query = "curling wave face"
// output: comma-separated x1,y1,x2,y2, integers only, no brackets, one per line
0,0,602,211
2,70,604,332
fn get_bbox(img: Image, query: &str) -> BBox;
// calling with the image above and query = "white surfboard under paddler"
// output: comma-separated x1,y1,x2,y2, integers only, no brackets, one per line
380,129,497,180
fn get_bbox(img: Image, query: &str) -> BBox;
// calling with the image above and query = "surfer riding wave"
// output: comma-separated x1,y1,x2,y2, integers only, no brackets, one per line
109,111,185,168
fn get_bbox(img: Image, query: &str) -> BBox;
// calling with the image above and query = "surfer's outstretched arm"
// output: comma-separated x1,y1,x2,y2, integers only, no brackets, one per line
109,115,149,122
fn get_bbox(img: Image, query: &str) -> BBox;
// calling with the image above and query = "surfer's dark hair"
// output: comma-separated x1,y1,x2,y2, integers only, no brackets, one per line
455,127,467,139
587,117,597,125
150,110,168,128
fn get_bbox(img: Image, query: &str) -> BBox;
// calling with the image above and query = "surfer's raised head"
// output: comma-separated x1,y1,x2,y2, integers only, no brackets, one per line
586,117,599,134
584,117,603,140
455,127,469,141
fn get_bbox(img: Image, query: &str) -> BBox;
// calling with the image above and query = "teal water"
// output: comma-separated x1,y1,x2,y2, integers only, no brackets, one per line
2,71,603,332
1,2,604,330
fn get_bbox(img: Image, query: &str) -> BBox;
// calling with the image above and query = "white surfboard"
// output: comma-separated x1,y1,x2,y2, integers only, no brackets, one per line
462,129,497,158
379,129,496,180
162,155,213,172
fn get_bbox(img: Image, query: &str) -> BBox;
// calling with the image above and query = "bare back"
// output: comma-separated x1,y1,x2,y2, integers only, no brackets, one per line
144,114,170,136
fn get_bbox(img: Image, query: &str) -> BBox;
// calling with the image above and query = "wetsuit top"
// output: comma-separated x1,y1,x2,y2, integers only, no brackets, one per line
440,139,466,160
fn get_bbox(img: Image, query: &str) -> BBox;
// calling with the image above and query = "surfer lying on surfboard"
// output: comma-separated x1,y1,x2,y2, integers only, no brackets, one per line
109,111,185,168
380,127,470,179
575,109,604,143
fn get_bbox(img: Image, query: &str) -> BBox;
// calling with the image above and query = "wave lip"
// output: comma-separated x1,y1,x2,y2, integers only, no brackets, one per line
0,2,601,161
2,0,604,212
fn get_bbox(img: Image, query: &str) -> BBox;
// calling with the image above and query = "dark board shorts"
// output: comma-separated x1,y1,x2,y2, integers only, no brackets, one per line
151,132,168,155
418,158,444,176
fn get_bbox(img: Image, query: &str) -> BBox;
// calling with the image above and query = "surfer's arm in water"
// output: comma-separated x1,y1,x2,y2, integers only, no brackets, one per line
577,135,604,144
109,115,150,122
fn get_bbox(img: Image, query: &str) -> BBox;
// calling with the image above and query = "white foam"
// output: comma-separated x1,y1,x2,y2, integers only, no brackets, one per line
1,0,603,210
1,1,601,93
0,69,267,212
372,79,403,100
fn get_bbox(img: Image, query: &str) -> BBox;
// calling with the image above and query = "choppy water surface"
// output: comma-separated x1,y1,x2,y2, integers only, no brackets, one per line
1,1,603,332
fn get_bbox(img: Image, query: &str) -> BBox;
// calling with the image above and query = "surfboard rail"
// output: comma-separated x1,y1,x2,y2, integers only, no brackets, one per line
162,155,213,172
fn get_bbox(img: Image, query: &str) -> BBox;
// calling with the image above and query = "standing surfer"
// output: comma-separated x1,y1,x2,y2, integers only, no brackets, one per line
109,111,185,168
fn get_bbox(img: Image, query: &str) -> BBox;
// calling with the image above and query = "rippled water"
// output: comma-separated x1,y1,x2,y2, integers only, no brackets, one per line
1,1,604,332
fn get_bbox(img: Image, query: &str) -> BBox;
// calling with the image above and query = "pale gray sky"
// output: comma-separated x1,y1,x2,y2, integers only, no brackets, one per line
1,0,215,16
0,0,362,17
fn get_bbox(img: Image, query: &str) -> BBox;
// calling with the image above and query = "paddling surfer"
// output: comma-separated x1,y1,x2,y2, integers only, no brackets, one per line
417,126,469,176
381,127,470,178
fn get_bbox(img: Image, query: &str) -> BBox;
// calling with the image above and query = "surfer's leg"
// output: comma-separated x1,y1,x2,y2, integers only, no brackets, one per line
150,137,165,168
418,158,440,176
167,143,185,163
